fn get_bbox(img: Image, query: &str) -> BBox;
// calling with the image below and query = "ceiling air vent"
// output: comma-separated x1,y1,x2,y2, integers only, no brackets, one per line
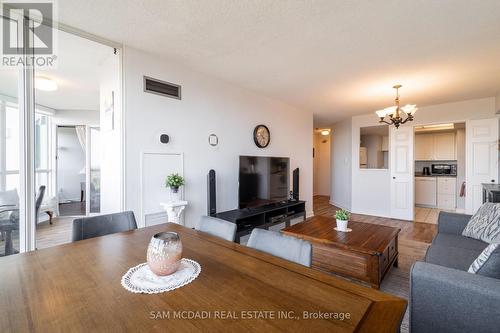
143,76,181,100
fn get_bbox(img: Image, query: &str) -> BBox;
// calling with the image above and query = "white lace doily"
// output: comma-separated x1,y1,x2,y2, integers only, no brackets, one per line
121,258,201,294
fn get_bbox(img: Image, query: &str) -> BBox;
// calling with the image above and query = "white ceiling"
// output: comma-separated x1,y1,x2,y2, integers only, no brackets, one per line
0,27,112,111
57,0,500,125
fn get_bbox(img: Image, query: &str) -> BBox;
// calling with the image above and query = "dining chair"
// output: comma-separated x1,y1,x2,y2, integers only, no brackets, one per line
195,216,237,242
0,186,45,256
247,228,312,267
72,211,137,241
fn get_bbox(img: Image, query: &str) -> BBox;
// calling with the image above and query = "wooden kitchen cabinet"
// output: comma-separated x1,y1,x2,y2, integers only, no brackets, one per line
415,132,456,161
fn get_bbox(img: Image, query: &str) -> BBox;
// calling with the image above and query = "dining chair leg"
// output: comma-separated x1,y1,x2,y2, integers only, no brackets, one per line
5,230,13,256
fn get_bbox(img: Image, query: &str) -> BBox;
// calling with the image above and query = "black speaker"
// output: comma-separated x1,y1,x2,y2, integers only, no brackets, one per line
207,169,216,216
160,134,169,144
292,168,299,201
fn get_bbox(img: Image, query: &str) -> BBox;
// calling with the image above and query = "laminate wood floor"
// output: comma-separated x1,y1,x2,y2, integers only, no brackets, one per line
0,216,76,256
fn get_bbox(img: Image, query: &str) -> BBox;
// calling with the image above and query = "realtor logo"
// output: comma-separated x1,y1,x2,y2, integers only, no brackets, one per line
1,0,57,68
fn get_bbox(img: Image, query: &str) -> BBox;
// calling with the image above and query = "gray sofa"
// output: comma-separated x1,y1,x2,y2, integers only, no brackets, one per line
410,212,500,333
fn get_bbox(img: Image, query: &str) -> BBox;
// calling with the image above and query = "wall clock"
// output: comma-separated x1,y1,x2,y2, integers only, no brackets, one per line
253,125,270,148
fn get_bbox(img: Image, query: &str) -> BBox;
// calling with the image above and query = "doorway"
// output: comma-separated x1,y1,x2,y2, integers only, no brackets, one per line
57,126,86,216
313,129,331,198
414,122,466,224
33,26,116,250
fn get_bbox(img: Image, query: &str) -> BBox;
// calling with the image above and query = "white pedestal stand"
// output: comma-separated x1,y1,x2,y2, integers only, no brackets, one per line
160,201,188,225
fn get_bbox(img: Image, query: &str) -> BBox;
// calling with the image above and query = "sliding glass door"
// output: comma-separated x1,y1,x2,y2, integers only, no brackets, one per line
0,47,22,256
1,6,120,255
0,13,35,256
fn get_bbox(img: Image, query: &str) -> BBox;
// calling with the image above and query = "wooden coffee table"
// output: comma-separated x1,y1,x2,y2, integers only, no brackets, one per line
282,216,400,289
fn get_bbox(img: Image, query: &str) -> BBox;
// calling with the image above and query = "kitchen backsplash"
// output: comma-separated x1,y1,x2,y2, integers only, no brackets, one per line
415,160,457,174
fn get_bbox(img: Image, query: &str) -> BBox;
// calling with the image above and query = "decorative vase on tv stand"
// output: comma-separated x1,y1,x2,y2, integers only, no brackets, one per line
335,209,351,232
166,173,185,202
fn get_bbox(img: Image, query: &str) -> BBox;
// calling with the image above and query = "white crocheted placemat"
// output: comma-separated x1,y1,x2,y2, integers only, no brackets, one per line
121,258,201,294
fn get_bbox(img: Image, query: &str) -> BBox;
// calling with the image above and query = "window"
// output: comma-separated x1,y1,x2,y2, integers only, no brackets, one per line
0,99,54,196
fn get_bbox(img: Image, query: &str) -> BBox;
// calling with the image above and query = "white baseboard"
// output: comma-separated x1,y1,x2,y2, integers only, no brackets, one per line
329,199,351,211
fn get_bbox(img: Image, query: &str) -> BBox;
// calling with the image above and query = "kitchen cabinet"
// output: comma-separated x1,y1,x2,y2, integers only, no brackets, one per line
415,132,456,161
437,177,457,209
415,176,457,209
381,136,389,152
415,177,437,206
359,147,367,166
415,134,434,160
434,133,456,160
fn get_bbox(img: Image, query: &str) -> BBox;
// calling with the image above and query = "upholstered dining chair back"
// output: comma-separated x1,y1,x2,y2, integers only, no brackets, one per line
196,216,237,242
72,211,137,241
247,228,312,267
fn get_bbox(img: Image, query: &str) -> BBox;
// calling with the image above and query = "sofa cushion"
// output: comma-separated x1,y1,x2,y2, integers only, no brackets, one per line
462,202,500,243
425,245,481,271
468,243,500,278
432,233,488,252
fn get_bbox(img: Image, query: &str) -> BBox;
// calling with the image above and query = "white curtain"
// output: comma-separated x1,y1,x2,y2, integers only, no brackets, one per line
75,125,86,153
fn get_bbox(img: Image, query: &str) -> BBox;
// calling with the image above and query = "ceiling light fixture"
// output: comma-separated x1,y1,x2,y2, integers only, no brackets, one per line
320,129,330,136
35,76,58,91
375,84,417,129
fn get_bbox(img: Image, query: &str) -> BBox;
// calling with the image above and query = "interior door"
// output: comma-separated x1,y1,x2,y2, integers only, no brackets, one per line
466,118,499,214
390,126,414,220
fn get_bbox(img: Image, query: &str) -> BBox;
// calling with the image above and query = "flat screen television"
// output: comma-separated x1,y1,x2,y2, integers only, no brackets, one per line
238,156,290,209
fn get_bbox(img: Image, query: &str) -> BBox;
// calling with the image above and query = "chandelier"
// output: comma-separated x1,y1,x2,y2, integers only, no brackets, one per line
375,84,417,128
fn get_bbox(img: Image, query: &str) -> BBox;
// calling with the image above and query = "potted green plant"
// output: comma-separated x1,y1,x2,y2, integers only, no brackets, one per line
165,173,185,193
334,209,351,232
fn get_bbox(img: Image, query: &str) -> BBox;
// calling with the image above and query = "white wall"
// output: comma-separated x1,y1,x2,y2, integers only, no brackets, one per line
456,128,466,211
99,52,122,214
496,92,500,113
57,127,85,202
351,117,392,217
52,109,99,126
339,97,496,218
330,118,352,210
313,133,331,196
123,47,313,228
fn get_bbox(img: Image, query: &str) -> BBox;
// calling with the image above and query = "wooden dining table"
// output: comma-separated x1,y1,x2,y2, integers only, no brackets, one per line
0,223,406,332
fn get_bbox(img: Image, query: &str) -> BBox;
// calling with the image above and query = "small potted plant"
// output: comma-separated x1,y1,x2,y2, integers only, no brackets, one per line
335,209,351,232
165,173,185,194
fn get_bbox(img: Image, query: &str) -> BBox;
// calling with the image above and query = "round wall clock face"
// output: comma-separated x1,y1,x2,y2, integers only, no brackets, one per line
253,125,270,148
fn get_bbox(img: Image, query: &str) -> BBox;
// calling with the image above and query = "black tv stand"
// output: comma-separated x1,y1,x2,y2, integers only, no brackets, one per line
215,201,306,243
